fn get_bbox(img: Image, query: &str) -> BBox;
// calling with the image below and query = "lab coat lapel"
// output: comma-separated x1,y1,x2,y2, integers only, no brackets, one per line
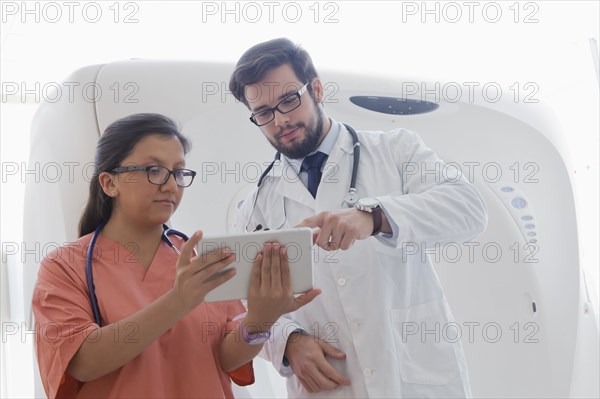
271,124,356,211
271,160,315,209
316,124,355,211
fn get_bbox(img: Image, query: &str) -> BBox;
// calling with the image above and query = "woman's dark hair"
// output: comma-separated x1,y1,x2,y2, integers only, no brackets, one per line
78,113,190,237
229,38,319,107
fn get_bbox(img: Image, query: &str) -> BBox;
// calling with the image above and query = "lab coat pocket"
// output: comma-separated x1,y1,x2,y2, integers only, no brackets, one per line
390,300,460,386
373,241,400,256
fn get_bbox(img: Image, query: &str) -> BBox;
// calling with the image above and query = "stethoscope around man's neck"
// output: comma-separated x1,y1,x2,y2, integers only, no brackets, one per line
247,123,360,231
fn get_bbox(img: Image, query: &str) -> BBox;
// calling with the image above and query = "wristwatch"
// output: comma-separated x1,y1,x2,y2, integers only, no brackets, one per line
241,321,271,345
356,198,383,235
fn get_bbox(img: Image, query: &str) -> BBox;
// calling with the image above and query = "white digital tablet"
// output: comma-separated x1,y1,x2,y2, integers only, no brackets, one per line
198,228,314,302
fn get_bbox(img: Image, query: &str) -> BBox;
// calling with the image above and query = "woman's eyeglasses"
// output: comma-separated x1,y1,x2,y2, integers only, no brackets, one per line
110,165,197,187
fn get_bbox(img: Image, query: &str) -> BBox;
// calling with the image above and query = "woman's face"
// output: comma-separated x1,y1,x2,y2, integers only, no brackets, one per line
105,134,187,228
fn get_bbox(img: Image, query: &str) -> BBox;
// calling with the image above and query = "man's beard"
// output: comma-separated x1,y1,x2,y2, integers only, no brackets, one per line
270,110,325,159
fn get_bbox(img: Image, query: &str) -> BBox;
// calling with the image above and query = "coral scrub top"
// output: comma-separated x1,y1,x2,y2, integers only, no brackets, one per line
33,232,253,398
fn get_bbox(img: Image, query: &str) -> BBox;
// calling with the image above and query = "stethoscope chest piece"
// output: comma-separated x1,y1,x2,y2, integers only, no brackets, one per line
343,188,359,208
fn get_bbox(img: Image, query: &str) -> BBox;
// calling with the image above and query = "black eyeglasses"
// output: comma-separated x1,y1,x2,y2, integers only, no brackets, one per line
111,165,197,187
249,83,308,126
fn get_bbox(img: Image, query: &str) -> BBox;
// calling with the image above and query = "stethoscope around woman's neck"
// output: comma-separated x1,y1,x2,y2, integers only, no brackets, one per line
86,223,189,326
256,122,361,206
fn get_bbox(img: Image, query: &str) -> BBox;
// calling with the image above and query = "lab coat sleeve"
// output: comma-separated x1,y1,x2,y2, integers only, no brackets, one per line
261,317,306,377
234,189,306,377
374,129,488,249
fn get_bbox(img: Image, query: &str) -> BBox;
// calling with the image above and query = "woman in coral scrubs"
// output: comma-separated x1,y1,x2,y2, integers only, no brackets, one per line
32,113,319,398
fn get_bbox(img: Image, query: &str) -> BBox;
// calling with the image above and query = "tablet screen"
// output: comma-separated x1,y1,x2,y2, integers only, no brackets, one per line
198,228,314,302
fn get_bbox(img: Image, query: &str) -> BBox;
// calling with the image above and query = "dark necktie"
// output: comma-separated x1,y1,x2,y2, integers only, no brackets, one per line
301,151,328,198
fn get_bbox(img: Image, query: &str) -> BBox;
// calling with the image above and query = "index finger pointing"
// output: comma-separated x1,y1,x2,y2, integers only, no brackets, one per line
295,213,324,229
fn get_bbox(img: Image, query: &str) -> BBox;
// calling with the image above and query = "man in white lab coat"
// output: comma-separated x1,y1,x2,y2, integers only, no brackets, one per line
230,38,488,398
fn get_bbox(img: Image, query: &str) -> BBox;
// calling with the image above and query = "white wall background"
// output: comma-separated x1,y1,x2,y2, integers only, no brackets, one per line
1,1,598,397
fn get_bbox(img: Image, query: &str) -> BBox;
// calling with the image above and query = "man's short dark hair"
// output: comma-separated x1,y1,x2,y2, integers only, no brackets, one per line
229,38,319,107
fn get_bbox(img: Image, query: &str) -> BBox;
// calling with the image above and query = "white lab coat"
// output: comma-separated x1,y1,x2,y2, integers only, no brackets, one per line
236,124,488,398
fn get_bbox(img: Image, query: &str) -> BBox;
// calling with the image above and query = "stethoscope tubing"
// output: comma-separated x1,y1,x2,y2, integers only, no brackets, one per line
248,123,360,231
86,223,189,325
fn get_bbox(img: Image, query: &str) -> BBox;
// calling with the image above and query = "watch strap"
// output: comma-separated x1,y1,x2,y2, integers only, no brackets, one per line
371,206,383,235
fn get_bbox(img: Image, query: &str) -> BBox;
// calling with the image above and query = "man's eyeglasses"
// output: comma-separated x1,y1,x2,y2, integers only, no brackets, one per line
249,83,308,126
110,165,197,187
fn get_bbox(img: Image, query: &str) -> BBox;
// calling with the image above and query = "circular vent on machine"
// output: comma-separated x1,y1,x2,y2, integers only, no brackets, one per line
350,96,439,115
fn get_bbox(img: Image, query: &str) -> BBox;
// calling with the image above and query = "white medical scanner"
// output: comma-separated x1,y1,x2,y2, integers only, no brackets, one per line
22,60,599,397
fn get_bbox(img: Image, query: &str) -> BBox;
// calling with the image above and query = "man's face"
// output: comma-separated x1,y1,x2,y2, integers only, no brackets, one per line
245,64,324,159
